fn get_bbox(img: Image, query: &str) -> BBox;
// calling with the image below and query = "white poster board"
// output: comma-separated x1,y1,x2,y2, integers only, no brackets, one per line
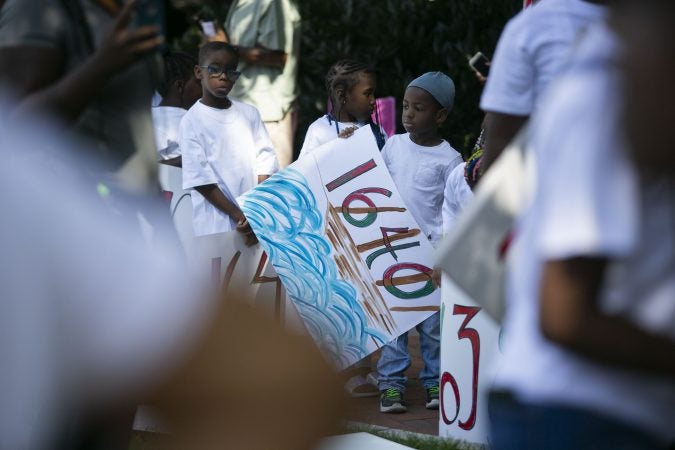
434,129,531,323
160,164,298,326
438,273,501,444
239,127,440,370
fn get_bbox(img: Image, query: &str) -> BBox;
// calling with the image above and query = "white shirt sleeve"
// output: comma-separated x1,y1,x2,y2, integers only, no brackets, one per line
442,163,465,235
252,110,279,175
179,115,220,190
480,15,536,116
381,139,393,168
533,74,638,260
299,120,322,159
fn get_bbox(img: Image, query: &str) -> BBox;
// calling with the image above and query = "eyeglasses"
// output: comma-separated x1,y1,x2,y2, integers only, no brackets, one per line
200,65,241,81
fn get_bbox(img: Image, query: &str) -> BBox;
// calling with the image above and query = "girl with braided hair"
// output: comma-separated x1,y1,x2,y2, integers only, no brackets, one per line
152,50,202,167
298,59,386,159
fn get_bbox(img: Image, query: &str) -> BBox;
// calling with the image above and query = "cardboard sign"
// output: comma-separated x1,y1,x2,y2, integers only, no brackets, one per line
438,274,501,444
160,165,298,326
239,127,440,369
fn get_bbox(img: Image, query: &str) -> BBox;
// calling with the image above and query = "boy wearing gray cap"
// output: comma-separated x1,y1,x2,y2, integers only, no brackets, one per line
377,72,463,413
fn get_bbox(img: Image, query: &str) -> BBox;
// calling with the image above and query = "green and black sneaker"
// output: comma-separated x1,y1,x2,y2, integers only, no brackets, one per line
425,385,440,410
379,388,407,413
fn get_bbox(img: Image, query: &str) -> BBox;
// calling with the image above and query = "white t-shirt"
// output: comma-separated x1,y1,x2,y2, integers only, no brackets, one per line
381,133,462,247
152,106,186,160
496,25,675,441
299,114,386,159
442,162,473,234
480,0,605,116
180,100,278,236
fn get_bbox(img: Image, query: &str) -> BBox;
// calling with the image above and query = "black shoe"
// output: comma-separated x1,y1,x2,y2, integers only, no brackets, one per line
379,388,407,413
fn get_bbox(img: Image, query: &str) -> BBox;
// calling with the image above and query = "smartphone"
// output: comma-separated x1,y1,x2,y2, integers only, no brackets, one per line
133,0,165,33
469,52,490,78
200,20,217,37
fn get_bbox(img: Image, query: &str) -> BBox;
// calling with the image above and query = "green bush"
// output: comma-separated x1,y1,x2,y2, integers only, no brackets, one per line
172,0,519,158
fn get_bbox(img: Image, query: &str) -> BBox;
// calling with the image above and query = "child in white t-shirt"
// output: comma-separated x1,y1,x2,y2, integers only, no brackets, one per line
377,72,462,413
299,59,386,158
152,51,203,167
442,145,483,234
180,42,278,240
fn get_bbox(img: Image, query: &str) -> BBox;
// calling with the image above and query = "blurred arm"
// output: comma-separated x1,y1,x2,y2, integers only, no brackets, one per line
235,44,286,69
540,257,675,377
480,111,528,172
0,1,161,122
194,184,245,223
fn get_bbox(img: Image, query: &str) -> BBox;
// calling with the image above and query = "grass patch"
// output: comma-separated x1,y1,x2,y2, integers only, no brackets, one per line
129,431,162,450
344,422,486,450
129,425,487,450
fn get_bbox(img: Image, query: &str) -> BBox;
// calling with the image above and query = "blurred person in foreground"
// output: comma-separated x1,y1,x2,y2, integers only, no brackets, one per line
487,3,675,449
0,98,343,450
479,0,605,173
0,0,162,192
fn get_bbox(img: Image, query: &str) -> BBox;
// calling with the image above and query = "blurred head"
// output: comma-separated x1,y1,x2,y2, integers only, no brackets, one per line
158,51,202,110
610,0,675,175
196,42,240,107
325,60,377,123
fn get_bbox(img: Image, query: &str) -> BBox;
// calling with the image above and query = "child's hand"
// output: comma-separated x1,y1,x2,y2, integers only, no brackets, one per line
236,217,259,247
338,126,357,139
93,0,164,75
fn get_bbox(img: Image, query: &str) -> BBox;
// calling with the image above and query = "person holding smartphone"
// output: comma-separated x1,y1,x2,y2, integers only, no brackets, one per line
223,0,301,169
479,0,606,173
0,0,163,189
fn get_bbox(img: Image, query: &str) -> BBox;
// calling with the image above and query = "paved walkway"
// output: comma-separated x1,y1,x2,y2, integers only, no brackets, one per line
344,335,439,436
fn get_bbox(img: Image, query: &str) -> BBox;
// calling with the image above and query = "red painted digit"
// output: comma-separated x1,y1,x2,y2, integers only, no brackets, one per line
453,305,481,430
440,371,461,425
325,159,377,192
251,251,284,322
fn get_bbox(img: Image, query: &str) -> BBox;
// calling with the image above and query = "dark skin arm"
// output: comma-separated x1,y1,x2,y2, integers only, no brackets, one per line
540,257,675,377
0,0,162,122
159,156,182,168
234,45,287,69
480,111,528,172
205,21,286,69
194,184,257,246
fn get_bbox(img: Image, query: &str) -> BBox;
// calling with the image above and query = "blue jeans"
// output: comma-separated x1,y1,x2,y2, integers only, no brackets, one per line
488,391,670,450
377,312,440,392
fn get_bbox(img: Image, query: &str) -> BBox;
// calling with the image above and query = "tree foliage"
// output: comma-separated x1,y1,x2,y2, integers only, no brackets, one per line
294,0,518,157
172,0,519,158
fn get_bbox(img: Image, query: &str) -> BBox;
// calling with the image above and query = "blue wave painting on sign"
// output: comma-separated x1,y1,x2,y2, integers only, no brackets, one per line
241,168,387,367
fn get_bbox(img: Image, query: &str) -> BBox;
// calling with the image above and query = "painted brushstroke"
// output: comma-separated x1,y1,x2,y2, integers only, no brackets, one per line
241,169,387,369
325,204,397,335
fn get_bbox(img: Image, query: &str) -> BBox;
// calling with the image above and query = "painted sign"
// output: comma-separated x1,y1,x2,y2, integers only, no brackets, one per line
160,164,300,326
239,127,440,370
438,275,501,444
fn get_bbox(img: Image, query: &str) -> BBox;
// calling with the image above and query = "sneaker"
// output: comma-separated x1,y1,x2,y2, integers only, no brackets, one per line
379,388,407,413
344,374,379,398
425,385,440,410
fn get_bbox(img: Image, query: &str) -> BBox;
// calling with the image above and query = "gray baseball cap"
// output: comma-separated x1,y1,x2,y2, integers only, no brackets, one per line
407,71,455,111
